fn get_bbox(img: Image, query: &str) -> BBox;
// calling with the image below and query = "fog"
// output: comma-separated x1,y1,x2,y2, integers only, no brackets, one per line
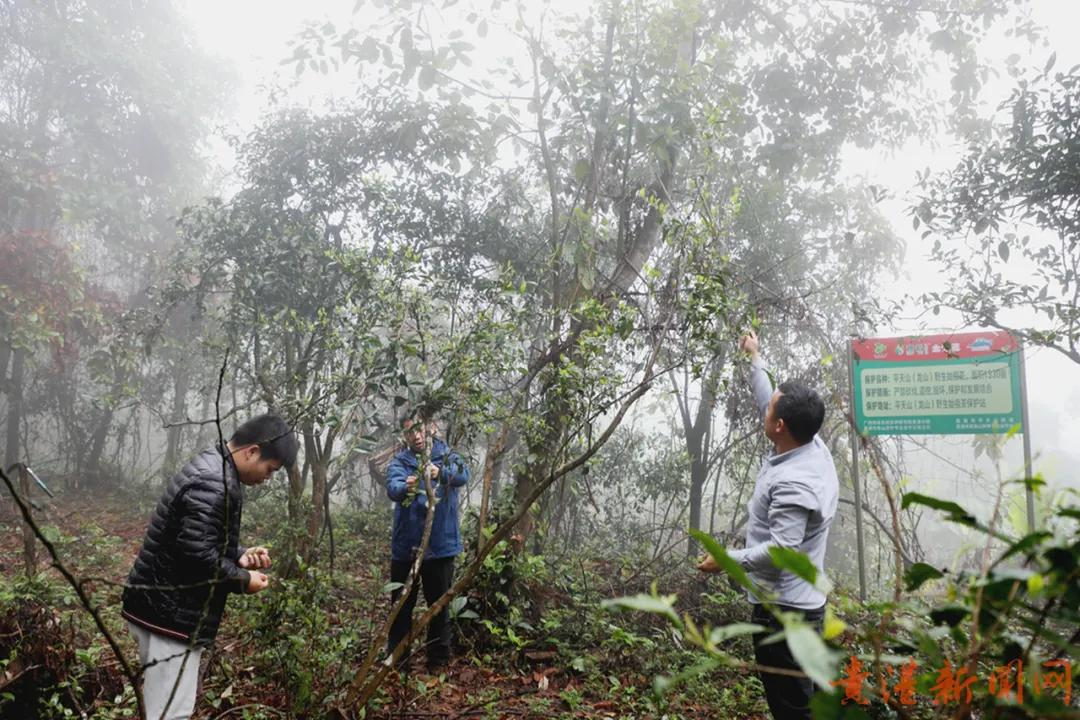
3,1,1079,715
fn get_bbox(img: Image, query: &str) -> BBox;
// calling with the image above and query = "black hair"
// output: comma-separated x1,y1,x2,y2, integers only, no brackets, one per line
400,408,437,428
775,382,826,444
231,414,299,468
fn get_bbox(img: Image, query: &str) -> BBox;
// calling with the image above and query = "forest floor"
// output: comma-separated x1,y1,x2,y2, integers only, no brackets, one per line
0,485,770,719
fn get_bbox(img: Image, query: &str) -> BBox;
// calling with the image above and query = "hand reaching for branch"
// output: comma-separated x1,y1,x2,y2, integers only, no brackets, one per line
697,555,721,573
740,330,760,359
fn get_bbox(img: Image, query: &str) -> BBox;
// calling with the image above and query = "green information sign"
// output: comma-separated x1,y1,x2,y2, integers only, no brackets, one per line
851,331,1024,436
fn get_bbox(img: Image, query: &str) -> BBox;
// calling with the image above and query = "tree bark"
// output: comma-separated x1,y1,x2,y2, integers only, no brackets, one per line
673,358,720,558
0,341,10,397
477,425,509,553
85,405,114,482
18,465,37,574
304,429,331,556
4,349,25,472
163,362,191,476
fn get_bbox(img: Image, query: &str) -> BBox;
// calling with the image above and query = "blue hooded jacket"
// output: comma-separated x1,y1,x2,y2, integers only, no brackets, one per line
386,438,470,562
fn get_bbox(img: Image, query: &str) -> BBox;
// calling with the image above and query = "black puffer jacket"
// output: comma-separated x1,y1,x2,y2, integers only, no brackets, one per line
122,446,250,646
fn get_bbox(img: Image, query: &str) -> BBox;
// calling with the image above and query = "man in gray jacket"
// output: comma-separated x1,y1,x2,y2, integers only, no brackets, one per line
699,330,839,720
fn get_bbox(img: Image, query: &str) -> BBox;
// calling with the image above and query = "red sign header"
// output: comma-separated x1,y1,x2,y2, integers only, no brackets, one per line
852,331,1019,362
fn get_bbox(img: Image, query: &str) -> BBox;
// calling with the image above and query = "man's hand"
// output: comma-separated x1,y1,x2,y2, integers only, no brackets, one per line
424,463,440,482
405,475,418,491
740,329,760,359
247,571,270,594
697,554,721,573
239,546,272,570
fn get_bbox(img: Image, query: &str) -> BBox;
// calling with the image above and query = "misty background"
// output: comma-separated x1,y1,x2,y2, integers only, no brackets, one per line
4,0,1078,603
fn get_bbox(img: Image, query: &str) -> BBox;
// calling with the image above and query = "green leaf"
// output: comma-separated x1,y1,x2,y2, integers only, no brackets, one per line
929,605,969,627
572,158,591,182
690,529,756,594
903,562,945,592
810,690,874,720
822,607,846,641
381,581,404,593
1016,614,1080,658
398,25,413,51
418,65,436,90
768,546,822,588
997,531,1051,563
601,593,680,626
359,36,379,62
783,621,839,689
707,622,764,644
652,657,722,697
901,492,977,526
998,240,1010,262
1044,52,1057,74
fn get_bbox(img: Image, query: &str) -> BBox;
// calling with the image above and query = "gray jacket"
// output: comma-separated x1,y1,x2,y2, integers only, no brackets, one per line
728,358,839,609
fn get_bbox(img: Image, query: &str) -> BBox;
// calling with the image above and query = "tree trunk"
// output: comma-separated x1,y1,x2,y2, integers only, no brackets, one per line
307,459,327,552
4,349,25,471
675,359,720,558
477,426,509,553
193,393,214,448
280,461,306,577
287,461,305,527
0,341,10,398
512,382,568,551
85,406,114,482
18,465,37,574
163,363,191,477
687,455,707,557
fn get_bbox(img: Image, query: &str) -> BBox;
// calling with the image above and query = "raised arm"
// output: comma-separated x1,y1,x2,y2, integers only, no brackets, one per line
741,331,773,417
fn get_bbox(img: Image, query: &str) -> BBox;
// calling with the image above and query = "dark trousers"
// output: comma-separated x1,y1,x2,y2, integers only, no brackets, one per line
751,602,826,720
388,556,454,668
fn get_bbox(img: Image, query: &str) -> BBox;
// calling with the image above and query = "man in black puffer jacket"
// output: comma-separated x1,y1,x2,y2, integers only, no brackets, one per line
122,413,297,720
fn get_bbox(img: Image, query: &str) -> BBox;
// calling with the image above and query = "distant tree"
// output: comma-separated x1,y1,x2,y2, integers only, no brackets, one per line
667,174,904,557
0,232,98,471
0,0,223,478
916,62,1080,363
0,0,221,259
293,0,1023,557
168,94,530,566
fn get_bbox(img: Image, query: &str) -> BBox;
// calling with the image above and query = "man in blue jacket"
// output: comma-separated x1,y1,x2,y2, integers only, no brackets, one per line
385,413,470,672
